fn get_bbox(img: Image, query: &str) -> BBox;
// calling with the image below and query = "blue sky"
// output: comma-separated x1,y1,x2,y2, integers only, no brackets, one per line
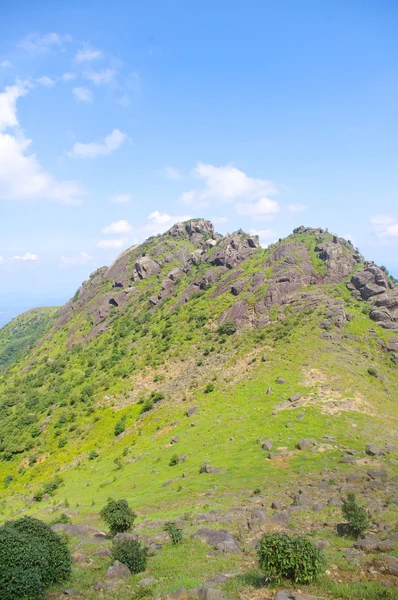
1,0,398,324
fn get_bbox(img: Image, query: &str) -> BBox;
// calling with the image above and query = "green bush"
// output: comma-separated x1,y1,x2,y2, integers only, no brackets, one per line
112,538,148,574
257,532,325,584
204,382,215,394
169,453,179,466
217,321,237,336
88,450,99,460
0,516,72,600
100,498,136,535
114,415,126,436
164,521,183,545
342,493,369,539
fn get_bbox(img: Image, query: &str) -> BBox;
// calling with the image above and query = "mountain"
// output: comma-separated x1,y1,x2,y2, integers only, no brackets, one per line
0,220,397,599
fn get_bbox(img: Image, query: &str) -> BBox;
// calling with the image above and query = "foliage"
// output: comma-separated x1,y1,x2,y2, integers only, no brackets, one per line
88,449,99,460
164,521,183,545
0,516,71,599
100,498,136,535
341,493,369,539
114,415,126,436
257,532,325,583
203,383,215,394
33,476,63,502
217,321,237,336
169,453,179,466
112,537,148,574
48,513,71,526
140,391,165,414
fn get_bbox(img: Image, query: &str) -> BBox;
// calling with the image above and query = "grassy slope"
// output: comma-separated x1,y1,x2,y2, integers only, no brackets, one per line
0,228,397,598
0,307,56,373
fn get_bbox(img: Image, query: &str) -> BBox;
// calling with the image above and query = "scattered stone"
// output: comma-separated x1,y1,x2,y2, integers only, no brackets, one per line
171,435,180,444
271,501,284,510
296,413,305,420
192,529,242,555
106,560,131,580
276,377,286,384
367,469,387,482
297,438,315,450
186,406,198,417
138,577,156,586
261,439,273,451
289,392,302,402
365,442,385,457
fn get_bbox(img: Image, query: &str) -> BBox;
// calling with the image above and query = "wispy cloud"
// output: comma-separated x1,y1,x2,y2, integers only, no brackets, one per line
236,197,280,217
18,32,72,55
249,228,276,248
75,47,103,62
61,72,76,82
60,252,92,267
72,87,93,103
102,219,132,234
159,166,183,180
180,162,278,209
108,194,132,204
287,203,308,213
97,238,127,249
370,214,398,239
84,68,117,86
12,252,39,261
141,210,191,235
69,128,127,158
0,61,12,69
36,76,56,88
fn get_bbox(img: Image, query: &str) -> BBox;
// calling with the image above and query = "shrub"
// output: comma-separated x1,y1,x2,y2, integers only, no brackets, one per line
112,538,148,574
100,498,137,535
342,493,369,539
257,532,325,584
169,453,179,466
114,415,126,436
88,450,99,460
217,321,237,336
3,475,13,488
367,367,378,377
204,382,215,394
0,516,72,599
49,513,71,527
164,521,183,545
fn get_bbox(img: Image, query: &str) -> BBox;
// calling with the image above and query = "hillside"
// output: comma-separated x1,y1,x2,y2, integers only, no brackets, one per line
0,220,397,599
0,307,57,373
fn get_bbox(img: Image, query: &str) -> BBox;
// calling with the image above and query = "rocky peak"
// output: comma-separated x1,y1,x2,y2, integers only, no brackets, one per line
208,231,259,269
167,219,217,246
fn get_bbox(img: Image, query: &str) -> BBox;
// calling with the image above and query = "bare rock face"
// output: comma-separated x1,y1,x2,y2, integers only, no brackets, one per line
167,219,217,246
349,266,398,330
208,232,259,269
350,266,390,300
135,256,161,279
314,240,359,283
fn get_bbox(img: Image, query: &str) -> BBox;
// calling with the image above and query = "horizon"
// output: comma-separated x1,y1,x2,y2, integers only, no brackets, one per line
1,1,398,325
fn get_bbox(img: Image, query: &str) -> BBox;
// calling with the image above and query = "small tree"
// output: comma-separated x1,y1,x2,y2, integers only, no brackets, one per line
341,493,369,539
114,415,126,436
257,532,325,584
164,521,183,545
100,498,136,535
112,538,148,574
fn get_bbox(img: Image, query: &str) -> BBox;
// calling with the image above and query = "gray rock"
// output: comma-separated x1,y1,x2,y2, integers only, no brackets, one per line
192,529,242,555
186,406,198,417
297,438,315,450
276,377,286,384
261,439,273,451
367,469,387,482
138,577,156,586
106,560,131,580
289,392,302,402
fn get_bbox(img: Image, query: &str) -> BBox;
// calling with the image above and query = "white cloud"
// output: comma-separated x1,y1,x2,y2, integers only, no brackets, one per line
370,214,398,239
75,47,103,62
73,87,93,103
61,72,76,82
159,166,182,180
287,203,308,213
18,32,72,55
69,129,126,159
102,219,132,234
12,252,39,261
60,252,92,267
98,238,127,249
1,61,12,68
108,193,132,204
180,162,278,208
249,228,276,248
84,69,117,86
212,216,228,224
0,82,84,204
0,256,4,263
236,197,280,217
141,210,191,236
36,76,56,88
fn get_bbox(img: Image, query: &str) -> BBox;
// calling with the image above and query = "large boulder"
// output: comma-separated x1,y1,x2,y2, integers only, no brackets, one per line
192,528,242,555
134,256,161,279
208,232,259,269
